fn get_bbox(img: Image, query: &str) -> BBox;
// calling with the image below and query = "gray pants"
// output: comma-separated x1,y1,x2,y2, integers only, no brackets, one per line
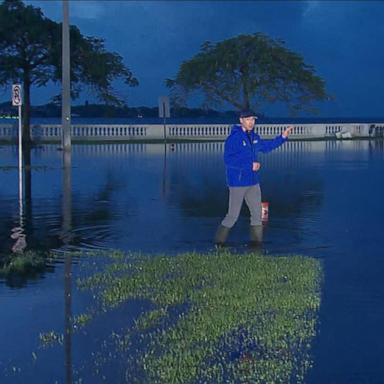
221,185,262,228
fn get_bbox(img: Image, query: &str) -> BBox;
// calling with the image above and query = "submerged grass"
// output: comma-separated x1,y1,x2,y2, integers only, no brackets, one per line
77,250,322,383
0,251,45,276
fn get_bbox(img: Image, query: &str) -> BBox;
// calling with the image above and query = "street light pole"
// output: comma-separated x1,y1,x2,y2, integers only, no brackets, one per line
62,4,73,379
62,0,71,151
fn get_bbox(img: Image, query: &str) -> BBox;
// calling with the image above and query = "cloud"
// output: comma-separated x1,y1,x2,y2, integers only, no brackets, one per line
70,1,106,20
25,0,105,21
302,0,322,18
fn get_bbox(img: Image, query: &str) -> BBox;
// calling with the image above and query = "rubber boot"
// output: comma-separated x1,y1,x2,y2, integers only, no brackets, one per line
249,225,263,247
214,225,231,246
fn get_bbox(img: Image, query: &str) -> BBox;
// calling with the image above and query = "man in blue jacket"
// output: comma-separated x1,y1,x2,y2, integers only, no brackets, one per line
215,110,293,245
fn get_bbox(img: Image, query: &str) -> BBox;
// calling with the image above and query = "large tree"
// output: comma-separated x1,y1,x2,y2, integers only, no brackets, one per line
166,33,328,114
0,0,138,144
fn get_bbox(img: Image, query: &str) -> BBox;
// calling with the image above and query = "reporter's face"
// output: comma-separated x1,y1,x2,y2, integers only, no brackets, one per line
240,116,256,131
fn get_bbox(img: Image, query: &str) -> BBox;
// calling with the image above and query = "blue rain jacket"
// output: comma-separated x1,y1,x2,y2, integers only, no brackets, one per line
224,124,287,187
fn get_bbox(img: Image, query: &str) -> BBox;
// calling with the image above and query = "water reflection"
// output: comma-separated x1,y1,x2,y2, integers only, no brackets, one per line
62,150,73,246
1,139,372,286
0,140,380,258
1,140,384,383
62,150,73,384
10,146,30,254
0,147,44,287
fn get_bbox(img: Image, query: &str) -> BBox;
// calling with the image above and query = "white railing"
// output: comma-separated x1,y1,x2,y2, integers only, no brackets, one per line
9,141,373,166
0,124,16,139
1,122,383,142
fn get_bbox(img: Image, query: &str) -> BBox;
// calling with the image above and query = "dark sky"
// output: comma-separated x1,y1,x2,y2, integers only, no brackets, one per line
6,0,384,117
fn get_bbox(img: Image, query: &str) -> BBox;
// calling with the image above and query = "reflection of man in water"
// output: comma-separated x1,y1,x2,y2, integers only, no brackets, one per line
215,110,293,246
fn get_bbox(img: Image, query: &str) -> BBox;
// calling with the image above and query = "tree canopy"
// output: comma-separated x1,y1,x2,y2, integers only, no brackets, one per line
0,0,138,143
166,33,329,115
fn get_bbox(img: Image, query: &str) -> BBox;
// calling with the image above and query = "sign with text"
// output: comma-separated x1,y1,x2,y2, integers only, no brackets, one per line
12,84,22,106
158,96,170,118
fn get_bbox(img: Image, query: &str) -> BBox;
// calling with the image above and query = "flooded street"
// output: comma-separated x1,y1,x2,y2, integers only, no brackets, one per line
1,140,384,383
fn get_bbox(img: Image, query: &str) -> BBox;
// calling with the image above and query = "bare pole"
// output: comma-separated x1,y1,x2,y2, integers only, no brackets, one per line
62,2,72,381
62,0,71,151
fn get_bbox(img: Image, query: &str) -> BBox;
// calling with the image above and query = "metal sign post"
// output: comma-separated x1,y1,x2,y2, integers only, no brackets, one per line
158,96,170,142
12,84,22,160
12,84,23,202
11,84,25,252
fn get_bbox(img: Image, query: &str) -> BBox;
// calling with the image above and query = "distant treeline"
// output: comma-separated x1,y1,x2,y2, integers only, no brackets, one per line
0,101,242,119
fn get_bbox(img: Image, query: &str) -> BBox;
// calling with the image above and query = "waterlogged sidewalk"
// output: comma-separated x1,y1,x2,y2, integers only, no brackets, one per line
3,250,322,383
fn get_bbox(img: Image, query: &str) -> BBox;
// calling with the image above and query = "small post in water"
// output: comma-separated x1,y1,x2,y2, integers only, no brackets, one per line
158,96,170,142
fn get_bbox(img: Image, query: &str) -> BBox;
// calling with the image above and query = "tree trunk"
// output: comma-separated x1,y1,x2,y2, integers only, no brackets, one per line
241,72,250,111
22,75,32,147
242,99,250,111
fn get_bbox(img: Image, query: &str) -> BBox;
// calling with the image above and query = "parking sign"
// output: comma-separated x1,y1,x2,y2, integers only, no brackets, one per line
12,84,22,106
158,96,170,118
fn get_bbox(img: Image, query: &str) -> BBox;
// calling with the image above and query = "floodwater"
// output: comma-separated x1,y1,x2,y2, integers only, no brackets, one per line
1,140,384,383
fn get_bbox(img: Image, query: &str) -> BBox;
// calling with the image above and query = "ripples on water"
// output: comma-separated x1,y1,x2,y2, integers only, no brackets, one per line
1,140,383,255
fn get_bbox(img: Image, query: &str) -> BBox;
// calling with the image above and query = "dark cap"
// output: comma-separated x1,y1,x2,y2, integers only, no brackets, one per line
239,110,257,118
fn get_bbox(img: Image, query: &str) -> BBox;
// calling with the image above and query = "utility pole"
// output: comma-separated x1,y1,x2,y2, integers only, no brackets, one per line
62,4,73,379
62,0,71,151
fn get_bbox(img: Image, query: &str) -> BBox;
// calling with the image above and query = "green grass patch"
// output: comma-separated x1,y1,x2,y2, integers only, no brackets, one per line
0,251,45,276
76,250,322,383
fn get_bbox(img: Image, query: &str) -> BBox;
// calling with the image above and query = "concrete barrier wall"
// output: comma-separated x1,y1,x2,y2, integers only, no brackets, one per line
0,122,381,143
